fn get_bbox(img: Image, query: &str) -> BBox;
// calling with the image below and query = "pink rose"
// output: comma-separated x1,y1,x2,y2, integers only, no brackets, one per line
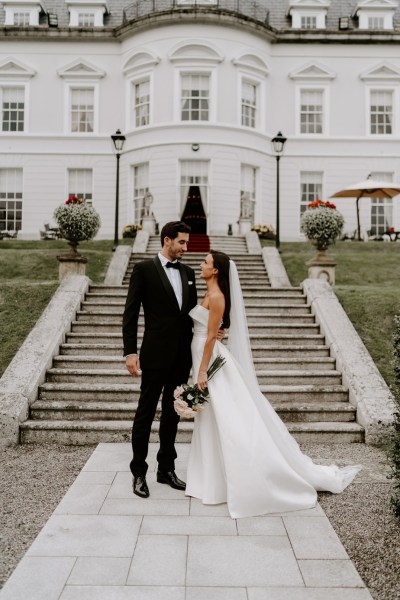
174,385,185,400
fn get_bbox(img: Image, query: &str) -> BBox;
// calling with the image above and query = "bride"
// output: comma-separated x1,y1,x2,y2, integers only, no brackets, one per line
185,250,361,519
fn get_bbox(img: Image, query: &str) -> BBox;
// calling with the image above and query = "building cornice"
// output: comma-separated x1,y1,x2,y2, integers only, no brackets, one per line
0,9,400,43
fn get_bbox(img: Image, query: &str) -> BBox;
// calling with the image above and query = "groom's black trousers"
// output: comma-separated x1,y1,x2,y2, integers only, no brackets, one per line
130,365,190,477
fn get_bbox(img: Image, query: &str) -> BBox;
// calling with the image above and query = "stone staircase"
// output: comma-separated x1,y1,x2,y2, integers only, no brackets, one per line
146,235,248,255
20,242,364,444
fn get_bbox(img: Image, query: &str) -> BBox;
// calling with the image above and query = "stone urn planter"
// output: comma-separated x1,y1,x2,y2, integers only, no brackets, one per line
54,196,101,280
300,200,344,285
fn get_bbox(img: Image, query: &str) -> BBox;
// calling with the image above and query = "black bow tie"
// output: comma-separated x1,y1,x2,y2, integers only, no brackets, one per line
166,261,180,269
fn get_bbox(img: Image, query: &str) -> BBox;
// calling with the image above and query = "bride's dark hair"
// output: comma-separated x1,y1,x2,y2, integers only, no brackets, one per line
210,250,231,329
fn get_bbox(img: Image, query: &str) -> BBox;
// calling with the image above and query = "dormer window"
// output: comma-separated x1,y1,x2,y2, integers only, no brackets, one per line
352,1,397,30
78,12,95,26
288,0,330,29
66,0,108,27
2,0,45,26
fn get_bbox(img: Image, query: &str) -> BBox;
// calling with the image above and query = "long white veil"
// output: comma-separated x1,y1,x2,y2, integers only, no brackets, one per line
226,260,361,493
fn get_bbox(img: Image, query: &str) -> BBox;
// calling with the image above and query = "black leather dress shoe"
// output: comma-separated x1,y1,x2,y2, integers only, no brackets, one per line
157,470,186,490
132,476,149,498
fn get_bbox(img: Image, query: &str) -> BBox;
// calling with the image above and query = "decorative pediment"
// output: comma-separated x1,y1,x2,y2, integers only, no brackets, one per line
123,51,160,77
289,62,336,81
352,0,398,15
359,62,400,82
0,58,36,79
232,54,269,77
57,59,106,80
169,42,224,65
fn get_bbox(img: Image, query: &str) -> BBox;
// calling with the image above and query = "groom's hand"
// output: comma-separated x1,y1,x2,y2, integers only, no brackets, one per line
126,354,141,377
216,328,225,341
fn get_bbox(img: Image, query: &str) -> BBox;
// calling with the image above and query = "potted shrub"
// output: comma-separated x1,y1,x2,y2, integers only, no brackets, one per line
54,195,101,257
251,224,276,240
300,199,344,253
122,223,142,239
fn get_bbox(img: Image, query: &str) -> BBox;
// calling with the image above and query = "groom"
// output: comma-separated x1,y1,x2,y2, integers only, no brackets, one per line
123,221,197,498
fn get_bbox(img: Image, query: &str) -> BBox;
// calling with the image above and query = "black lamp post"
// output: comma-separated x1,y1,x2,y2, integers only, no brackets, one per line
111,129,126,250
271,131,287,251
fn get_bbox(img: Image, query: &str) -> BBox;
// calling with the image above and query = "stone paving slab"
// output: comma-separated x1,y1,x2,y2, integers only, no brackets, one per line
0,443,373,600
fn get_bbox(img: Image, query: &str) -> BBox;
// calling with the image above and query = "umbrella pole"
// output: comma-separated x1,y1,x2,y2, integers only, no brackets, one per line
356,195,361,241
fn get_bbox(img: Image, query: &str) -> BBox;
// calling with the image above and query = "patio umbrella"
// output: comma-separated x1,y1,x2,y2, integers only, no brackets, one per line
331,177,400,240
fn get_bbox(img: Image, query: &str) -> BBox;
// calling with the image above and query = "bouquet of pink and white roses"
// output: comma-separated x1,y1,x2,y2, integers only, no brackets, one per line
173,355,226,418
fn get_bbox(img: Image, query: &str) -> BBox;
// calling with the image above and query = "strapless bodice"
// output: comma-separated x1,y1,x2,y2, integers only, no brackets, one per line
189,304,209,338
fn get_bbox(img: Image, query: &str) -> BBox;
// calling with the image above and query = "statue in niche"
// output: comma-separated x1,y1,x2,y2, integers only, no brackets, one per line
240,191,252,219
143,191,153,217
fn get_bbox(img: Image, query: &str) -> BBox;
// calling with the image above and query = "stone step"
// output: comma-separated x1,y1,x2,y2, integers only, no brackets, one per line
79,303,313,316
53,355,336,371
38,382,349,403
20,419,364,445
59,343,331,358
70,321,320,336
65,332,325,346
85,292,307,304
30,400,355,423
45,368,341,386
131,254,264,263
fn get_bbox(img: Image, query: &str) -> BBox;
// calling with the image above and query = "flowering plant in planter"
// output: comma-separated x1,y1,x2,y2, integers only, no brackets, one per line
251,224,276,239
54,196,101,256
122,224,142,238
300,199,344,252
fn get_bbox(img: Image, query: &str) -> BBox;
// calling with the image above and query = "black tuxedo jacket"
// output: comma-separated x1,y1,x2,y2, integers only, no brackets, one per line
122,256,198,371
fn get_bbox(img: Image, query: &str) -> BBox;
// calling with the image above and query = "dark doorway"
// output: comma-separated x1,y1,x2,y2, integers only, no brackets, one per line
181,185,207,234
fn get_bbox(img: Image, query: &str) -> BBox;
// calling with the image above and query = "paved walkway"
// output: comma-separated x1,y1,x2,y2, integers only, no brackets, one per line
0,443,373,600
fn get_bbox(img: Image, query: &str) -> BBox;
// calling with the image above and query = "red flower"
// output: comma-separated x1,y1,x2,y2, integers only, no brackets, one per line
66,195,82,205
390,227,395,232
308,199,336,210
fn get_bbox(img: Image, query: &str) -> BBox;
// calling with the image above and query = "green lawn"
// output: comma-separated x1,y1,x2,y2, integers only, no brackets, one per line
275,241,400,389
0,239,132,376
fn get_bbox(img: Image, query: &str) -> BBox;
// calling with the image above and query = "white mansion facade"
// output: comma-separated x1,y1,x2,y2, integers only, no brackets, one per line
1,0,400,239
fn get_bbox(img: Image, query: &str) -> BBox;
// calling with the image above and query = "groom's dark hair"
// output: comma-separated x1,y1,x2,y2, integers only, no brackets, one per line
160,221,191,247
211,250,231,329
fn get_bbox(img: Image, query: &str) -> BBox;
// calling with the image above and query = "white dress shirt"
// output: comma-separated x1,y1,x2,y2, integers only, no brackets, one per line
158,252,183,309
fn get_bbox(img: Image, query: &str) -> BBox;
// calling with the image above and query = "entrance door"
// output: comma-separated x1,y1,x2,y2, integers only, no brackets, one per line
181,185,207,233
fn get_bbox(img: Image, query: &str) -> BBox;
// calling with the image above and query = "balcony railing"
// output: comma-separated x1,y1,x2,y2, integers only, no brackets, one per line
122,0,269,26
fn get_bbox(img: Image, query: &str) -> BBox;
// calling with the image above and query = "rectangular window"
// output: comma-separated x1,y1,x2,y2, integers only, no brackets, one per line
0,168,23,232
2,87,24,132
300,89,323,134
68,169,93,204
301,15,317,28
134,79,150,127
71,88,94,133
300,172,323,216
370,171,393,235
133,163,149,223
181,74,209,121
78,13,95,26
180,160,208,215
240,164,256,223
370,90,392,135
13,12,30,25
368,16,384,29
241,81,257,128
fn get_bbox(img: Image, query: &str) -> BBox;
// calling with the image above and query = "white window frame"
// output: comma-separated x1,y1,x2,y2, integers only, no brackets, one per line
64,83,99,135
0,85,26,133
239,74,264,130
174,68,216,123
240,164,257,224
0,167,23,232
301,14,317,28
366,86,397,137
67,3,107,26
77,12,95,25
127,74,152,130
289,7,328,29
67,168,93,204
299,171,323,218
133,163,149,224
358,10,394,30
296,85,329,136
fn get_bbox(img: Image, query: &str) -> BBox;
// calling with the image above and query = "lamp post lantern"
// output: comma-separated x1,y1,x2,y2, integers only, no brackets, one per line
271,131,287,251
111,129,126,251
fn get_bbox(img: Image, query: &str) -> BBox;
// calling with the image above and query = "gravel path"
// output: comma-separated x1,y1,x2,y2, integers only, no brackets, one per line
1,442,399,600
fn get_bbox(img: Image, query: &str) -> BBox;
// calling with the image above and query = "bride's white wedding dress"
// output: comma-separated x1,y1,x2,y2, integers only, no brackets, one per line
185,263,361,519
